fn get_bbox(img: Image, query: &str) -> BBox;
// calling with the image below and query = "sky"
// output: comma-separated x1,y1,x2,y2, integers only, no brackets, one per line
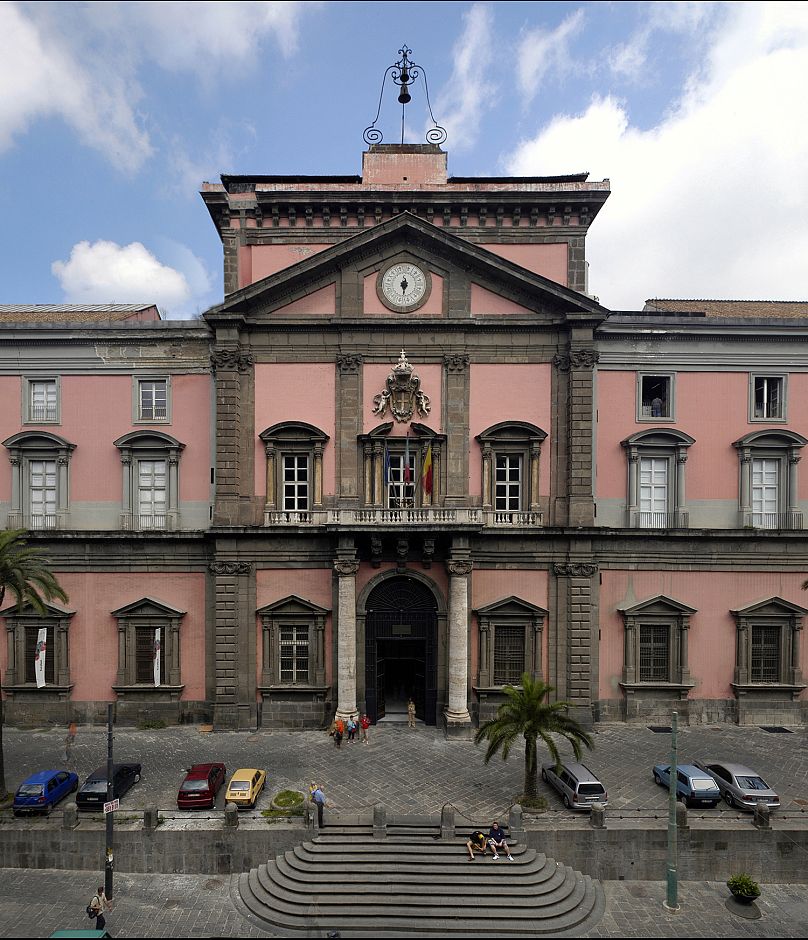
1,0,807,317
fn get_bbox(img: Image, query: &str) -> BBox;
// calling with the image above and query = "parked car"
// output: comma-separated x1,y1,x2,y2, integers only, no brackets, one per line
652,763,721,808
541,761,608,811
177,762,227,810
13,770,78,816
76,762,142,811
225,768,266,809
694,760,780,811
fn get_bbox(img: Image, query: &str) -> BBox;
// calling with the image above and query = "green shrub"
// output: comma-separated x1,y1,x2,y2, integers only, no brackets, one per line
727,873,760,898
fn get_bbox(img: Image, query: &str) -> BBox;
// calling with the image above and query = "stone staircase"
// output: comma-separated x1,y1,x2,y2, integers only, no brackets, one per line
235,820,605,937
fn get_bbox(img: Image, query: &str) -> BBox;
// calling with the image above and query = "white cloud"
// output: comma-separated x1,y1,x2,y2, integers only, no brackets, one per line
52,240,196,316
517,9,585,104
505,2,808,308
433,4,497,151
0,1,310,172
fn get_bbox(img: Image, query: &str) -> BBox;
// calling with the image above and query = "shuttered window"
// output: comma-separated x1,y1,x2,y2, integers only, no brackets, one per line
24,624,55,684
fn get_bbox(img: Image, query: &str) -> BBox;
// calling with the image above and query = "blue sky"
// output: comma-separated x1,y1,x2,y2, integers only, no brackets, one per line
1,1,807,316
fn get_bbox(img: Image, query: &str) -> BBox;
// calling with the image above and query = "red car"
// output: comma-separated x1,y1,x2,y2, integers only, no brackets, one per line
177,762,226,809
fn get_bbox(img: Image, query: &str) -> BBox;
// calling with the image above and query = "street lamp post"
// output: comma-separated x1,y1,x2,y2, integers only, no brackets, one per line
105,703,114,900
664,709,680,912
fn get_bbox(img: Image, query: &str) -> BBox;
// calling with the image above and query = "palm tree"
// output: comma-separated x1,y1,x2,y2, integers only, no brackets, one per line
0,529,69,798
474,673,594,802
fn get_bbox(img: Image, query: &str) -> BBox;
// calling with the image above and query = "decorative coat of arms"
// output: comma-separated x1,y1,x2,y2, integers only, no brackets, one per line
372,350,431,423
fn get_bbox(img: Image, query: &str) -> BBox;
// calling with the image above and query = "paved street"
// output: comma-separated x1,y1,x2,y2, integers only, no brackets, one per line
2,721,808,937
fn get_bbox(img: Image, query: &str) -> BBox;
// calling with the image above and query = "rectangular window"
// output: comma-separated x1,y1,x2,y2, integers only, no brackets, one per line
493,625,525,685
29,459,57,529
639,624,669,681
639,457,669,527
750,625,780,681
135,626,165,684
279,624,309,683
28,380,58,423
495,455,522,511
387,453,415,508
138,379,168,421
24,624,55,684
283,455,309,511
752,376,784,420
640,375,672,419
138,459,167,529
752,458,779,528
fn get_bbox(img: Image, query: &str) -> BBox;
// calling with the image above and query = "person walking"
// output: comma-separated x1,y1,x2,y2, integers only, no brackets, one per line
346,715,357,743
311,784,326,829
64,720,77,763
89,885,110,931
334,717,344,748
360,712,370,745
407,697,416,728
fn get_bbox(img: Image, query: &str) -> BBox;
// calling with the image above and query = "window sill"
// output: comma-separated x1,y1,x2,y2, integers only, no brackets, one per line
732,682,806,700
3,683,73,695
259,684,329,694
620,681,695,697
113,684,184,698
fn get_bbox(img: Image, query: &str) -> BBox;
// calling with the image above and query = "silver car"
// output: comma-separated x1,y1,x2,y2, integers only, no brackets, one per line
694,760,780,811
541,761,608,811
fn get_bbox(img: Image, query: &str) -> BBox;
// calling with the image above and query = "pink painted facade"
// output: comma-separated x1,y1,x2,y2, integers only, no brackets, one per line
239,244,331,286
272,283,337,316
469,283,534,317
478,242,568,285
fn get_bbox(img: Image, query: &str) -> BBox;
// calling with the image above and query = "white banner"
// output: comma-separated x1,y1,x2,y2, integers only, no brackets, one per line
34,627,47,689
153,627,161,687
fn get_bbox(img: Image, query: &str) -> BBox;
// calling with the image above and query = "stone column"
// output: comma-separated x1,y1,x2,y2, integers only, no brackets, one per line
443,355,470,507
260,617,272,686
373,442,384,507
445,559,472,728
336,355,363,506
481,443,493,510
627,448,639,527
363,444,373,506
739,448,752,525
676,450,688,527
334,559,359,719
623,617,636,683
791,616,802,685
529,444,541,512
788,452,800,517
313,443,324,508
264,443,276,509
119,453,132,529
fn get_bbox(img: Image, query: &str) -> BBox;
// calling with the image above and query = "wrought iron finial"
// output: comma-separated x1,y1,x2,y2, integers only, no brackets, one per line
363,45,447,147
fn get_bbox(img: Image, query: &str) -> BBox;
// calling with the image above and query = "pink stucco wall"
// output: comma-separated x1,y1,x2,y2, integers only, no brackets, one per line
273,283,336,316
468,364,553,498
0,374,211,505
255,567,334,688
253,363,336,498
470,283,534,316
363,272,444,316
599,569,808,701
479,243,568,286
0,572,207,702
240,244,331,287
596,371,808,500
362,362,443,435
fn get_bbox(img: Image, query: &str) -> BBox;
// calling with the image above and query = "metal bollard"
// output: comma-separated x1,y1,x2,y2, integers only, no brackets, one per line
143,805,159,831
373,802,387,840
753,802,771,830
440,803,455,840
675,800,689,831
62,802,78,830
224,802,239,829
508,804,525,844
590,802,606,829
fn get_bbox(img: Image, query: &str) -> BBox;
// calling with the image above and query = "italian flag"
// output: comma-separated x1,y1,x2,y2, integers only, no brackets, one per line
421,443,433,496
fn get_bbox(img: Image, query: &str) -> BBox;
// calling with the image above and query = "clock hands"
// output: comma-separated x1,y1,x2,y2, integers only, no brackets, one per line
399,276,409,295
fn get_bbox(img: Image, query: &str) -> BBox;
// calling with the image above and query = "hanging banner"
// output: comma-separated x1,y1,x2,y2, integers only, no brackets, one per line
153,628,161,687
34,627,47,689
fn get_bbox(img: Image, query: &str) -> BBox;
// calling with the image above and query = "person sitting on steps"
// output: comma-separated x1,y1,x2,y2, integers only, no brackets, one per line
466,829,491,861
488,820,514,860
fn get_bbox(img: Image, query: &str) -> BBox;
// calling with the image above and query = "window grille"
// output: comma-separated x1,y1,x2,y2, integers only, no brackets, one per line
280,624,309,683
639,624,669,681
493,625,525,685
751,625,780,682
135,626,164,684
24,624,55,684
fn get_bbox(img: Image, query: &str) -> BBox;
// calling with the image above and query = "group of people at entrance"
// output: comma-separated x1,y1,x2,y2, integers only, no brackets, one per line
330,713,371,746
466,823,514,861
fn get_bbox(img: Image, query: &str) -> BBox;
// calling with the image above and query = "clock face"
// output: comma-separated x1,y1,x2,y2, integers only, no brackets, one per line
379,262,430,311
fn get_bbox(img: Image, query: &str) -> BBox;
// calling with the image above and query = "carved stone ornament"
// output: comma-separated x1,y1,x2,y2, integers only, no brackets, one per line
209,561,253,575
447,559,473,577
552,350,600,373
210,349,254,373
336,354,363,374
372,350,431,423
553,563,598,577
443,354,470,374
334,559,360,576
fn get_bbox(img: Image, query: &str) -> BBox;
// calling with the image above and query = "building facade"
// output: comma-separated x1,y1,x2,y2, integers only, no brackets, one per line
2,145,807,730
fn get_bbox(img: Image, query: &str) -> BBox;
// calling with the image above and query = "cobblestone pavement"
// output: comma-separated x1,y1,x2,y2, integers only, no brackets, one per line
2,720,807,821
0,868,807,938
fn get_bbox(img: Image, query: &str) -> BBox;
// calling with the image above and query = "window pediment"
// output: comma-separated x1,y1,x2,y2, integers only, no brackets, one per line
257,595,329,618
621,429,695,449
3,430,76,452
476,421,547,445
475,596,547,619
733,430,808,450
259,422,329,445
111,597,187,619
617,595,697,617
730,596,808,618
0,599,75,619
114,430,185,452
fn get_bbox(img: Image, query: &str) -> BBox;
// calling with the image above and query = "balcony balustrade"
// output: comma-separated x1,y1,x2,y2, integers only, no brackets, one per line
751,511,803,530
263,507,543,528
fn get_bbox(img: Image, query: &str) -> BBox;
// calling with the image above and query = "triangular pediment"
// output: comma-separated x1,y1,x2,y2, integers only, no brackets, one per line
205,213,607,323
616,594,697,617
0,598,75,618
475,596,548,618
731,596,808,618
111,596,187,619
256,594,330,617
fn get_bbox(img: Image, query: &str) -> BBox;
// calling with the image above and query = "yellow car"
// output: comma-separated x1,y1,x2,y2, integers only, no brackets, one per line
225,768,266,809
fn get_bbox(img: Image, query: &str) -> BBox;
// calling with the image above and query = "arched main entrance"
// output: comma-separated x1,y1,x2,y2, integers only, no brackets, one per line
364,576,438,725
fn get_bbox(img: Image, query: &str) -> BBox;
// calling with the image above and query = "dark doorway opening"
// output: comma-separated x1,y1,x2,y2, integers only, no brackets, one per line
365,577,437,725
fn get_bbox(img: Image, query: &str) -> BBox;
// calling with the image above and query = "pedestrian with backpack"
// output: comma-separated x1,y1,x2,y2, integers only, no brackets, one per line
88,885,110,931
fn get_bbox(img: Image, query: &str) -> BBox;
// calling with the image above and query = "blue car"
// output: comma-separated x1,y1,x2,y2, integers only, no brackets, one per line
652,763,721,808
13,770,79,816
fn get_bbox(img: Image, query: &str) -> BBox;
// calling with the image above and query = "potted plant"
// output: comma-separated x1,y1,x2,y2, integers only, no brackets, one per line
727,873,761,904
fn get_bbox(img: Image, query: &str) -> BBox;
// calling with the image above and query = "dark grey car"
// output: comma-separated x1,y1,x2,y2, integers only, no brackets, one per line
694,760,780,811
76,762,142,811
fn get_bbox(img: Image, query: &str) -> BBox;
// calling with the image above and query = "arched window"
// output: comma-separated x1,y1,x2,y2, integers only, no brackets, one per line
3,431,76,530
621,428,695,529
259,422,329,523
114,431,185,531
476,422,547,523
733,430,807,529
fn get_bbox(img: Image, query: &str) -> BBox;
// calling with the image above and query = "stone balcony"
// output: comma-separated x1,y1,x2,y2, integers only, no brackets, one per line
263,507,543,529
